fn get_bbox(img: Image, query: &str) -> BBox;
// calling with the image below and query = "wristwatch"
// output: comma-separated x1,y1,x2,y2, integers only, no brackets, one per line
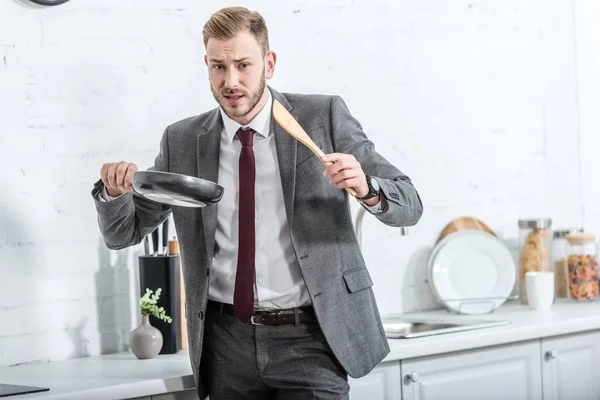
357,175,381,200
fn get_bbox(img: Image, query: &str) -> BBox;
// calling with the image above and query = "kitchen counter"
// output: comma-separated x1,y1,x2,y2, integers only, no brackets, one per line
0,352,195,399
384,298,600,362
2,299,600,399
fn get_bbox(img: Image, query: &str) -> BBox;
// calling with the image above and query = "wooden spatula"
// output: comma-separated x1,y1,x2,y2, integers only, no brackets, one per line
272,99,358,197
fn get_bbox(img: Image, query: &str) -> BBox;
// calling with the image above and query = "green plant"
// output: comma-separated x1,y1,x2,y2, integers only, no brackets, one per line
140,288,172,323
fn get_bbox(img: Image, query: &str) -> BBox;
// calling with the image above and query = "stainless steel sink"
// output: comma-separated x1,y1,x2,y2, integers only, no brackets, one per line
383,318,510,339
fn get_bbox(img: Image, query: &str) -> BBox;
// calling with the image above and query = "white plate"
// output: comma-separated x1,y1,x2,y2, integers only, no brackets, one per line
428,230,516,314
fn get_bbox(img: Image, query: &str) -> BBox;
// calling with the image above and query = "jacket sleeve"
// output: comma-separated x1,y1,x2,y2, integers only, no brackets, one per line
329,95,423,227
91,127,172,250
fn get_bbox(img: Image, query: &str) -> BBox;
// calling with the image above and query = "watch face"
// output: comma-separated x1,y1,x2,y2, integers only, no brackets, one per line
370,176,380,192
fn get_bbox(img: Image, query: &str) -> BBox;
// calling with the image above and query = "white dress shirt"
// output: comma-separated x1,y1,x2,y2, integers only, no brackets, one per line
99,90,385,310
210,91,311,310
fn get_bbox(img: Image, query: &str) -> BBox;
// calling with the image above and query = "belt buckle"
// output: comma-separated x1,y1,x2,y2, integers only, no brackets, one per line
250,315,265,326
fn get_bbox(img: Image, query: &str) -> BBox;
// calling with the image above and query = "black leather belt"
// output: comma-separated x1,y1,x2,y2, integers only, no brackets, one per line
209,301,317,325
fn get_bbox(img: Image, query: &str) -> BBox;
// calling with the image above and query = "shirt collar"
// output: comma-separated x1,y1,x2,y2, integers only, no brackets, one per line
219,90,272,144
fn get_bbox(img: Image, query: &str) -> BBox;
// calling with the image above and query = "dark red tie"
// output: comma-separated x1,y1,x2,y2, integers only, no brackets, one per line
233,127,256,322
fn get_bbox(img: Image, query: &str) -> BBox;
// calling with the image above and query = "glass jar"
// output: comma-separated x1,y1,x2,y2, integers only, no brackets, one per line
566,233,599,301
553,229,583,299
518,218,552,305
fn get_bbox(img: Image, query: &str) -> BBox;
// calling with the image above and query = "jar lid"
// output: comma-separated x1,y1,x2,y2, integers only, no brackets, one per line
518,218,552,229
565,233,596,245
554,228,584,239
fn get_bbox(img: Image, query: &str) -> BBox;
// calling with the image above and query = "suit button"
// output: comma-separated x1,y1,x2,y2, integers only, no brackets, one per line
206,269,210,276
198,311,204,320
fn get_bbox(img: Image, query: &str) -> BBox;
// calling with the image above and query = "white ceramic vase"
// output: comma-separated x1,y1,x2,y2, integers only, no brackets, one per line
129,315,163,359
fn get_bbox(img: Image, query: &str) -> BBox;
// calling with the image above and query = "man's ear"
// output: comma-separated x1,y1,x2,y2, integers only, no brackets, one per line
265,51,277,79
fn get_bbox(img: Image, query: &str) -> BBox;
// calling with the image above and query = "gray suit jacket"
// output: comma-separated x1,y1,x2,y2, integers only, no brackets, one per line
92,87,423,397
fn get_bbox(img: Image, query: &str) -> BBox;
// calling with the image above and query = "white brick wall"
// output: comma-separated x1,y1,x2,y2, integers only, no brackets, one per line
0,0,595,367
574,0,600,239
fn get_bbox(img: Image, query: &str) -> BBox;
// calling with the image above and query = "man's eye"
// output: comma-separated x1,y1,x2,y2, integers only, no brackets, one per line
214,65,224,70
240,63,249,68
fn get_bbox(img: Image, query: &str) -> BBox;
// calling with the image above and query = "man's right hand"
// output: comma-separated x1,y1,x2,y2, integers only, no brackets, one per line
100,161,138,197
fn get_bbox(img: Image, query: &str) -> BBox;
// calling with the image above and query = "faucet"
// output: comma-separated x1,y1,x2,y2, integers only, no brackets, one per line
354,207,409,249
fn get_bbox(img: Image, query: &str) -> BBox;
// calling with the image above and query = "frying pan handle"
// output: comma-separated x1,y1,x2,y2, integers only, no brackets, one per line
323,161,358,197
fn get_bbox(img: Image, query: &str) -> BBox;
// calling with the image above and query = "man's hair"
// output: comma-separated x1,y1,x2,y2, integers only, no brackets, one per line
202,7,270,56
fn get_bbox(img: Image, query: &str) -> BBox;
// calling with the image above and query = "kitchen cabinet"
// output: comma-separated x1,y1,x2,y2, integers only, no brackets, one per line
401,340,543,400
349,361,401,400
541,330,600,400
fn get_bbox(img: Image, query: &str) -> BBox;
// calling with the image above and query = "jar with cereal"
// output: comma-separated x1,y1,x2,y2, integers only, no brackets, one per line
566,233,599,301
518,218,552,305
553,229,583,299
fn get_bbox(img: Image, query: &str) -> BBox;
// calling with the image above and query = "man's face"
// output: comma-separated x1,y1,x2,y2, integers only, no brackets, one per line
205,30,276,125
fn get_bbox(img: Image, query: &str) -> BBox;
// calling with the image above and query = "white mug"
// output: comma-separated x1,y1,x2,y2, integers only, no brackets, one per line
526,271,555,310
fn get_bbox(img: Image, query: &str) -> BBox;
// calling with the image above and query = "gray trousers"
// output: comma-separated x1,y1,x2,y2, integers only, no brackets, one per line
200,301,350,400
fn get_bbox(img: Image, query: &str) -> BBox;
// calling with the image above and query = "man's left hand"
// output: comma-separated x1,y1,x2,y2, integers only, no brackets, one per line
321,153,373,200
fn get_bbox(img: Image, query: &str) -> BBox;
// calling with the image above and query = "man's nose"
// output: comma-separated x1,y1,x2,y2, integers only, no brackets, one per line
224,69,240,89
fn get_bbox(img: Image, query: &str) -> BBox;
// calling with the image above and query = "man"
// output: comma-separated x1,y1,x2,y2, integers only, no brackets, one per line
92,6,422,400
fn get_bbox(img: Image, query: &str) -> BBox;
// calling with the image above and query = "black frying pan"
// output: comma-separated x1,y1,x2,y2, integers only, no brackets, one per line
132,171,223,208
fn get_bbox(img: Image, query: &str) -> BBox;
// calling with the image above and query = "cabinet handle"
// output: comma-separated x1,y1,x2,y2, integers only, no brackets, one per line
546,349,558,360
409,372,419,382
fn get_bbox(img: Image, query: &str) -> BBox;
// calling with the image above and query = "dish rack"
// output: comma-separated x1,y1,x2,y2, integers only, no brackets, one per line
437,294,520,315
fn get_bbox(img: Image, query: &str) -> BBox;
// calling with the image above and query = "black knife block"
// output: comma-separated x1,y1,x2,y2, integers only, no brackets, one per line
138,255,181,354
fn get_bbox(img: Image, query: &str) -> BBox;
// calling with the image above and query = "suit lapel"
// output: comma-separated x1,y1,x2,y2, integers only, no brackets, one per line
270,88,297,226
198,109,222,260
197,90,297,257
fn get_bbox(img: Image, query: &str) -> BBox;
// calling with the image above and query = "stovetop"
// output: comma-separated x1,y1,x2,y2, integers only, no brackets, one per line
0,384,49,398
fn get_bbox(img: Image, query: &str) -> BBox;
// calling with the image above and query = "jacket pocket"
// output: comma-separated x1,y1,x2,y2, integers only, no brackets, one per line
343,267,374,293
296,141,324,178
296,158,323,179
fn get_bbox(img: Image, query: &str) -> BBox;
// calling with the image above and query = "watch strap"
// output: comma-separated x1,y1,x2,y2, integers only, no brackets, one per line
357,175,379,200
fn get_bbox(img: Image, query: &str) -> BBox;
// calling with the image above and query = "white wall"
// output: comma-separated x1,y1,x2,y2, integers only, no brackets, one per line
574,0,600,238
0,0,594,367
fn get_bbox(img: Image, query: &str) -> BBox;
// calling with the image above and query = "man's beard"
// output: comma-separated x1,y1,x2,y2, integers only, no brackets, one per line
212,72,266,121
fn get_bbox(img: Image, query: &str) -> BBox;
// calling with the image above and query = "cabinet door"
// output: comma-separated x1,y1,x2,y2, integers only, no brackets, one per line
401,341,542,400
542,330,600,400
348,361,401,400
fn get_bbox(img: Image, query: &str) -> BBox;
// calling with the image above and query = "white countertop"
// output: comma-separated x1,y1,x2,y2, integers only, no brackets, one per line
2,299,600,399
0,352,195,400
383,299,600,362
